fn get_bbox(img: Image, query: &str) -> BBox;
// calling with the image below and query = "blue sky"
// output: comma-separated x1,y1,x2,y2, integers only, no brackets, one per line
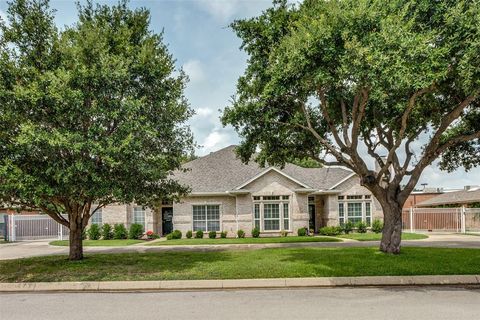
1,0,479,189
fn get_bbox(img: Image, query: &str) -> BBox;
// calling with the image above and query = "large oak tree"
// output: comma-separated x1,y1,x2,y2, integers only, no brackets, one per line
0,0,193,260
222,0,480,253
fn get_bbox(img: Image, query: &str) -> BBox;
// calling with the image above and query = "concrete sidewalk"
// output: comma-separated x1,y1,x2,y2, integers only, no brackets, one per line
1,233,479,260
1,275,479,292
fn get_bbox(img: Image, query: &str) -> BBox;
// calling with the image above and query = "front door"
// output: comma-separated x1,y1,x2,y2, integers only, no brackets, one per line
162,207,173,235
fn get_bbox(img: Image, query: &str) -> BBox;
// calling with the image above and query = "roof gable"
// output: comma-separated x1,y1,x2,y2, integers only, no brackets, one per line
235,167,312,190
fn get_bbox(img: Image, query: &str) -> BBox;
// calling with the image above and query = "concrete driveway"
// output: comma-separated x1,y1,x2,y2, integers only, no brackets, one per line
1,233,479,260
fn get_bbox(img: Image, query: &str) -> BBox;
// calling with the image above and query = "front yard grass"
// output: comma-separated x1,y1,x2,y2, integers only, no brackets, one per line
148,236,341,246
337,232,428,241
49,239,144,246
1,247,479,282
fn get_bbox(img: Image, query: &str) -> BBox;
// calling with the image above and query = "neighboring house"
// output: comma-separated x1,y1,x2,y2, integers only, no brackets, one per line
416,186,480,208
403,188,445,209
96,146,383,236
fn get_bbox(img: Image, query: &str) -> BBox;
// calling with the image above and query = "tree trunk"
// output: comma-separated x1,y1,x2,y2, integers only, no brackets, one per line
69,220,84,261
379,200,403,254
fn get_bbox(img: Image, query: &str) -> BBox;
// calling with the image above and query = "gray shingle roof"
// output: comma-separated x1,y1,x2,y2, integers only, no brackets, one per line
417,188,480,207
172,145,353,193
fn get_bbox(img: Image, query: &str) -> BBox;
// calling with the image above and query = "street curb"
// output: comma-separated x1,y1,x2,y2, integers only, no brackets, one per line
1,275,479,292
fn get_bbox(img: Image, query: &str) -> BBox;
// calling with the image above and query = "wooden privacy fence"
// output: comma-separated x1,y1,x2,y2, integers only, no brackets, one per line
4,214,69,241
402,207,480,233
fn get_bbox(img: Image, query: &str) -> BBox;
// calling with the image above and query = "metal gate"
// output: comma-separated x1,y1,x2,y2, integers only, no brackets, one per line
5,214,69,241
402,207,480,233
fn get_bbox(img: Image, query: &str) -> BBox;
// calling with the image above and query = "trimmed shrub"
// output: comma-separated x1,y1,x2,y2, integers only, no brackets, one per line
113,224,128,239
101,223,113,240
220,231,228,238
195,230,204,238
280,230,288,237
356,221,368,233
172,230,182,239
297,227,307,237
87,224,101,240
237,229,245,238
319,226,343,236
208,231,217,239
251,227,260,238
342,221,354,234
166,233,173,240
372,219,384,233
186,230,193,239
128,223,144,239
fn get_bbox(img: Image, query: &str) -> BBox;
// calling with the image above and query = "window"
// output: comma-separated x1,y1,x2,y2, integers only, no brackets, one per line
254,204,260,229
366,202,371,226
133,207,145,229
263,203,280,230
252,195,290,231
192,205,220,232
338,195,373,225
347,203,363,224
339,203,345,225
283,203,289,231
91,208,102,225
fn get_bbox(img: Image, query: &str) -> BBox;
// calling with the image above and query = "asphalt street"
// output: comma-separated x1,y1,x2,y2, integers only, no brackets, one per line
1,287,479,320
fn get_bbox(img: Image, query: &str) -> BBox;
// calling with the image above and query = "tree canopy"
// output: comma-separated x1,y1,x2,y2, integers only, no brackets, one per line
0,0,193,259
223,0,480,253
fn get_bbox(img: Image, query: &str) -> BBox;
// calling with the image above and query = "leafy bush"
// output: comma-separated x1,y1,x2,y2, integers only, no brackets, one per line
128,223,144,239
342,221,354,234
356,221,368,233
280,230,288,237
166,233,173,240
297,227,307,237
113,224,128,239
195,230,204,238
371,219,384,233
186,230,193,239
172,230,182,239
208,231,217,239
146,230,159,240
319,226,343,236
309,228,315,236
87,224,101,240
237,229,245,238
220,231,228,238
101,223,113,240
251,227,260,238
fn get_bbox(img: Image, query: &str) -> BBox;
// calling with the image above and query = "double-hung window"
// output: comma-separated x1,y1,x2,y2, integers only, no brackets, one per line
133,207,146,230
338,195,373,226
252,196,290,232
91,208,103,225
192,205,220,232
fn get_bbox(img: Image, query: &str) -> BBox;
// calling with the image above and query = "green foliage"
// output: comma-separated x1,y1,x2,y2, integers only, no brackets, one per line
208,231,217,239
101,223,113,240
220,231,228,238
251,228,260,238
0,0,193,258
113,224,128,240
167,230,182,240
186,230,193,239
87,224,101,240
195,230,204,239
371,219,384,234
319,226,343,236
128,224,144,240
297,228,307,237
237,229,245,238
342,221,354,235
356,222,368,233
280,230,288,237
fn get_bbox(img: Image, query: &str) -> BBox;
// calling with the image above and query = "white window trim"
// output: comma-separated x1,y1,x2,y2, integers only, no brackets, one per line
191,203,222,232
338,195,373,226
133,206,146,228
252,196,291,232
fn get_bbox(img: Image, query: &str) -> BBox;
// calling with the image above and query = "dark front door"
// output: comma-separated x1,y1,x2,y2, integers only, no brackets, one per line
309,204,316,231
162,207,173,235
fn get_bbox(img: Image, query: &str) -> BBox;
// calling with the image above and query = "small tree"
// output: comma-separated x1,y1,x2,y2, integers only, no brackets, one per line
223,0,480,254
0,1,193,259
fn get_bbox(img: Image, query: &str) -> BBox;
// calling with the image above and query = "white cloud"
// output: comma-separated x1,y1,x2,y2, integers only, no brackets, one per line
195,0,270,22
202,130,232,153
183,59,205,83
195,107,214,117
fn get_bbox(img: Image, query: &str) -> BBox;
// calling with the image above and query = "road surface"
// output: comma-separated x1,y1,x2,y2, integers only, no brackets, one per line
1,287,479,320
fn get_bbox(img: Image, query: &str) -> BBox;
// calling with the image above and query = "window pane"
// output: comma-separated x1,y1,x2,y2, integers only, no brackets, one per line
283,203,289,219
193,205,206,221
254,220,260,229
263,196,280,201
207,221,220,232
347,203,362,224
264,204,280,218
133,207,145,226
347,195,363,200
254,204,260,219
366,203,371,226
91,208,102,225
193,221,206,231
207,205,220,220
283,219,289,230
264,220,280,231
339,203,344,218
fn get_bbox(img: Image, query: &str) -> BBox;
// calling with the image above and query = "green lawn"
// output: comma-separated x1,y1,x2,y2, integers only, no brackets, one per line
148,236,341,246
49,239,144,246
337,233,428,241
1,247,479,282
